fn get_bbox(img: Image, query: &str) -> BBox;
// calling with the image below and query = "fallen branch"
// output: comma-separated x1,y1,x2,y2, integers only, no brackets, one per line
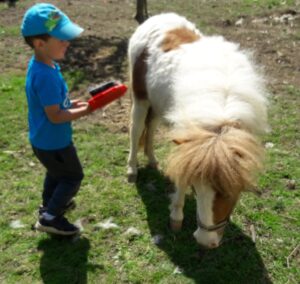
286,244,299,268
249,224,256,243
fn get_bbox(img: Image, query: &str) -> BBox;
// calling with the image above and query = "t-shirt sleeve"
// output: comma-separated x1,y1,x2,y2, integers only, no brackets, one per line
33,71,63,107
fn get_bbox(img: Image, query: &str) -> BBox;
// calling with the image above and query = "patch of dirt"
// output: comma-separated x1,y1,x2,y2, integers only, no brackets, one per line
0,0,299,133
216,9,300,92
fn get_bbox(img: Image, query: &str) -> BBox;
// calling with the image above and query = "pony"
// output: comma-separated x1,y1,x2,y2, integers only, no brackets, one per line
127,13,268,248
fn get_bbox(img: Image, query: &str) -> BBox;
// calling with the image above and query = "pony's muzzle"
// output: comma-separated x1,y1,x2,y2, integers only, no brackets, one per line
193,228,222,249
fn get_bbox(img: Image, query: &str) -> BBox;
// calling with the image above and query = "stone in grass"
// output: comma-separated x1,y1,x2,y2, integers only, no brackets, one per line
152,234,164,245
173,266,184,275
124,227,142,241
94,217,119,230
74,218,84,232
9,220,25,229
29,161,36,167
286,179,296,190
124,227,142,237
265,142,274,149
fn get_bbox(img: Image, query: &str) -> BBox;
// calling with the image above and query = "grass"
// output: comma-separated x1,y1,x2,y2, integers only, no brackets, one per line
150,0,297,24
0,25,20,38
0,70,299,283
0,0,299,283
242,0,295,8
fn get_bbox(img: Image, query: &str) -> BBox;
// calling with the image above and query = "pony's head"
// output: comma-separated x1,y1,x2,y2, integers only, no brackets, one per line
192,182,240,248
166,124,264,248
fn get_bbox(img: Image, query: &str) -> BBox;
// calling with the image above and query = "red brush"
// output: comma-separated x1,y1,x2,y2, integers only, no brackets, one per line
88,81,127,111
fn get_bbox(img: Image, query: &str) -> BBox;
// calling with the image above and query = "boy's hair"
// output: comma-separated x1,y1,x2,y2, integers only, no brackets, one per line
24,34,51,49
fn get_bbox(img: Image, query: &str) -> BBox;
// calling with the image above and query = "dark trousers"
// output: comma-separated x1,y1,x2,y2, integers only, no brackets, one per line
32,143,84,216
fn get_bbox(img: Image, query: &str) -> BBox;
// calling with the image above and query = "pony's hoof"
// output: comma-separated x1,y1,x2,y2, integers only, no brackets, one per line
127,173,137,183
147,162,159,169
170,218,182,232
127,167,137,183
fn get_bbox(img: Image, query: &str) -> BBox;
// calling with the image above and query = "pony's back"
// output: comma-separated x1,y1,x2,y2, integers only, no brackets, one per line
128,13,268,135
167,35,268,134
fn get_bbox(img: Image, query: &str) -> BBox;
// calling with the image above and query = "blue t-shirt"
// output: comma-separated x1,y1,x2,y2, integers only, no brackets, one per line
25,57,72,150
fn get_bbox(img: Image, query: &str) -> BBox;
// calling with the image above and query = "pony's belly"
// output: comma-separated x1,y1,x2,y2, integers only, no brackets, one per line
148,87,174,116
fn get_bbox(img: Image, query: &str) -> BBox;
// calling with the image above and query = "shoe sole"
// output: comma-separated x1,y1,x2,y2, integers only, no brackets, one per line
35,221,79,236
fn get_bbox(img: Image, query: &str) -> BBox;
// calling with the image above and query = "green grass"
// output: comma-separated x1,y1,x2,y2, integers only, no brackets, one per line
0,0,299,282
232,0,297,17
243,0,295,9
0,25,20,38
150,0,297,27
0,68,299,284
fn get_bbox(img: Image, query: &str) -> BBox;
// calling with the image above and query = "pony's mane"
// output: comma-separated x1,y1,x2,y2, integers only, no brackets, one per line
166,124,264,197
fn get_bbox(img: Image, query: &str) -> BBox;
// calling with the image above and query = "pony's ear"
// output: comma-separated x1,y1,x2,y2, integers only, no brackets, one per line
172,139,190,145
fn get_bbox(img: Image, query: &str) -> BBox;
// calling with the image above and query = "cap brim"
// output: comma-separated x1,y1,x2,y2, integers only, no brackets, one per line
50,22,84,40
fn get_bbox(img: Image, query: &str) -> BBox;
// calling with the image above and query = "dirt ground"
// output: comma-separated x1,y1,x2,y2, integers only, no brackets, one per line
0,0,299,133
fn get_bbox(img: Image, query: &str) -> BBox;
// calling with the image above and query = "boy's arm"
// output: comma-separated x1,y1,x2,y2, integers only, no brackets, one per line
44,103,91,124
71,99,95,110
70,99,86,108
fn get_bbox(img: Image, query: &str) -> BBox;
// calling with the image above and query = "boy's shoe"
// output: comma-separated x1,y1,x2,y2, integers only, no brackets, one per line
35,215,79,236
38,199,76,216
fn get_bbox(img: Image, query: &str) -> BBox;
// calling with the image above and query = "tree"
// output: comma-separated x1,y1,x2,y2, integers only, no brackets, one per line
134,0,148,24
7,0,16,8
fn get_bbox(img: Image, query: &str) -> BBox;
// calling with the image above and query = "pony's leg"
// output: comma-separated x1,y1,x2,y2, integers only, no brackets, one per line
127,100,149,182
169,186,186,232
144,114,159,168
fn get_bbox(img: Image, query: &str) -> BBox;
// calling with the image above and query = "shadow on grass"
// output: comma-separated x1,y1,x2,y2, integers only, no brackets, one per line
60,35,128,92
37,236,97,284
135,167,273,284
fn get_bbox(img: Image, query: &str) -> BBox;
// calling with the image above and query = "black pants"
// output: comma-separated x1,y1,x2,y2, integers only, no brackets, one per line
32,143,84,216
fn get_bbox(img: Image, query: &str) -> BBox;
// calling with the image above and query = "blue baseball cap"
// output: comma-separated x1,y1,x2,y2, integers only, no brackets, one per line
21,3,84,40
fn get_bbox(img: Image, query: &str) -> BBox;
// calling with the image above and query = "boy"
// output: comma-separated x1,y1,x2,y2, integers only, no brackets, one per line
21,3,93,235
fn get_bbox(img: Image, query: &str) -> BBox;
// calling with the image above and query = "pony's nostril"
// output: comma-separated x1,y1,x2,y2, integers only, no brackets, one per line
209,242,219,249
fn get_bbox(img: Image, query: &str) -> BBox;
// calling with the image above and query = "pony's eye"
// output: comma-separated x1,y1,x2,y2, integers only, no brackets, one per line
235,151,243,158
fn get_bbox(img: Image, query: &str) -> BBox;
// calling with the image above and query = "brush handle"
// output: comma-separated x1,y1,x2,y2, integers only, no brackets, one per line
89,81,117,96
88,83,127,111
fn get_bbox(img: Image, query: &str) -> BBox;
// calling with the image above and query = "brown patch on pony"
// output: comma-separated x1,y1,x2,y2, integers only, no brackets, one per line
213,192,239,225
132,49,148,100
166,123,264,197
161,27,200,52
138,107,153,149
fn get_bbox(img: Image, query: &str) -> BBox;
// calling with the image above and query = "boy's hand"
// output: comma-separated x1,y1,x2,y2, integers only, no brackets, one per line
81,102,92,114
45,101,91,124
73,101,92,114
71,100,92,114
71,99,87,108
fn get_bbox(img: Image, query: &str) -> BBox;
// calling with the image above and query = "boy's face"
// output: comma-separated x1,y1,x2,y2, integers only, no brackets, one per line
34,36,70,61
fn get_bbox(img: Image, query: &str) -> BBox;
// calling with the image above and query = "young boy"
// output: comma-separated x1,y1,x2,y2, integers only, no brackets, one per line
21,3,92,235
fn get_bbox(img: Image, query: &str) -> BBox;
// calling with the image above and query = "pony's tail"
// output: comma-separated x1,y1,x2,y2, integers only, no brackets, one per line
166,124,264,196
138,107,153,151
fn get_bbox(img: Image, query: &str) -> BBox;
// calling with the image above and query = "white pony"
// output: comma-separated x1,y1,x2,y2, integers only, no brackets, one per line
127,13,268,248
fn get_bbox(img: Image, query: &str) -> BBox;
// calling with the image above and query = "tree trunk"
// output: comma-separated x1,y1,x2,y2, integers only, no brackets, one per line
8,0,17,7
134,0,148,24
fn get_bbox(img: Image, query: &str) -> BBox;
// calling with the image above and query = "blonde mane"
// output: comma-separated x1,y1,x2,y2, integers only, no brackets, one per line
166,124,264,197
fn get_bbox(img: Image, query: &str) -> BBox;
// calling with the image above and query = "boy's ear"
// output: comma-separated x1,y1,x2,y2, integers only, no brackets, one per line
32,38,45,49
